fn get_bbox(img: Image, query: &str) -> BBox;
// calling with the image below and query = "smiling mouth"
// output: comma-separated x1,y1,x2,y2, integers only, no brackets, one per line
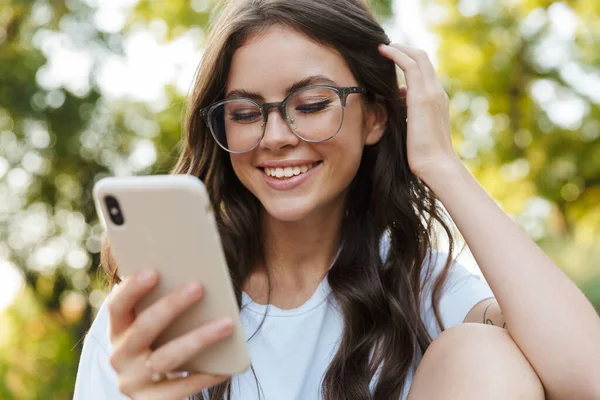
260,162,321,179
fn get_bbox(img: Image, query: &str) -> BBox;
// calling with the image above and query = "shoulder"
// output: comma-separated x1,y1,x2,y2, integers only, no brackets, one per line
419,251,494,337
380,234,494,336
379,233,487,289
379,232,463,283
73,287,127,399
86,288,115,355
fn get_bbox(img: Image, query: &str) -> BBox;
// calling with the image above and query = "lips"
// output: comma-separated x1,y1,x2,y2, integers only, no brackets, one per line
258,161,322,190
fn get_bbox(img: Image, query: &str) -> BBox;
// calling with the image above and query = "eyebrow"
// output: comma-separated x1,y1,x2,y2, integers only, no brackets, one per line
225,75,338,101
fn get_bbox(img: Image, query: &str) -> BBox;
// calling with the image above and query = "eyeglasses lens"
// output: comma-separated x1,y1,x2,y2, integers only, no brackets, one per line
209,87,343,153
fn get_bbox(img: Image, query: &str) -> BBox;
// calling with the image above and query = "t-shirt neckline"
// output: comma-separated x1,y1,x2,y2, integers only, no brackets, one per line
241,277,332,317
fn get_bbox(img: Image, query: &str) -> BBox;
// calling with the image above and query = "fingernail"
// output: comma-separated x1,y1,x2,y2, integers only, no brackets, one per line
138,270,157,285
182,282,203,298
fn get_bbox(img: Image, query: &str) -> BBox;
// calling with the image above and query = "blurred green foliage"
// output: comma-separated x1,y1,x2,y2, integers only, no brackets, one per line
0,0,598,398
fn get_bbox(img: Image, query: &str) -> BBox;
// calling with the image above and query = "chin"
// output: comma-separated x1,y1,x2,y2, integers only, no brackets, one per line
261,198,317,222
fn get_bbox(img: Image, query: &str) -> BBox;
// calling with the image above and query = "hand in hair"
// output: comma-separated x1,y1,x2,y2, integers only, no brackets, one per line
378,43,459,183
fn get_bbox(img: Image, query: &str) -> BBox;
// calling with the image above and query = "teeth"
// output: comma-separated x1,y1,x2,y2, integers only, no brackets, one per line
264,163,316,179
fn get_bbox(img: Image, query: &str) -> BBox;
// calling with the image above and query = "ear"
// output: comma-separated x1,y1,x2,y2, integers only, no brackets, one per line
364,102,388,145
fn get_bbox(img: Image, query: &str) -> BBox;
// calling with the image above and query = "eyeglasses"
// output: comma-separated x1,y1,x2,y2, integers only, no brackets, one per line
200,85,366,153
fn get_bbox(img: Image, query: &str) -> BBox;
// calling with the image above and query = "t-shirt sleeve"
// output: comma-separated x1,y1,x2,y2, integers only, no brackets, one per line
419,250,494,339
73,290,130,400
379,236,494,339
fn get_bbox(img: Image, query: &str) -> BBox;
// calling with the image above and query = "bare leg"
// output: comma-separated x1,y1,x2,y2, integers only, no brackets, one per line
406,323,545,400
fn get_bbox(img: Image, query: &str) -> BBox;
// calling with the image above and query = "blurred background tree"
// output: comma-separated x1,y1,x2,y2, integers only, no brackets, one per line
0,0,597,398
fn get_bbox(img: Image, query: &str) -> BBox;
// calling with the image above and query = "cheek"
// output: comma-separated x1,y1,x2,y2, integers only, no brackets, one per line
335,111,368,160
324,133,365,188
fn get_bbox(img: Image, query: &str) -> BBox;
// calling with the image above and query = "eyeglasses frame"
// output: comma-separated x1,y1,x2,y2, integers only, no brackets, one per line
200,85,367,154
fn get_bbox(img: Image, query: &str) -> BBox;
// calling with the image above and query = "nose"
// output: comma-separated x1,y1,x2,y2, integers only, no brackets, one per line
259,108,300,151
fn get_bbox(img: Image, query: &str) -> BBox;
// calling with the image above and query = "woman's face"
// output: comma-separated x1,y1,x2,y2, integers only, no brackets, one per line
226,25,385,222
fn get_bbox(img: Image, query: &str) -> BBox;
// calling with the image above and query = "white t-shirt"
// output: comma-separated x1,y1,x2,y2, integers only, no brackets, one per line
74,248,494,400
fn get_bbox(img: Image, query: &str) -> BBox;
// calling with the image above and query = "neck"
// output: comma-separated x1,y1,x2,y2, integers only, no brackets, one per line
260,202,345,286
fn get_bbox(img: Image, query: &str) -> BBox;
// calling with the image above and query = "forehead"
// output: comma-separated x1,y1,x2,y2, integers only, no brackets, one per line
226,25,356,96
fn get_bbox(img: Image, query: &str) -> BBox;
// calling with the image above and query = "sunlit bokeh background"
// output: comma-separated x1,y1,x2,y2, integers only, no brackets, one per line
0,0,599,398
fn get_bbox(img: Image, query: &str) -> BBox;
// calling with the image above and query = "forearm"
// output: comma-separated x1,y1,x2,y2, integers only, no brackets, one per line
423,158,600,399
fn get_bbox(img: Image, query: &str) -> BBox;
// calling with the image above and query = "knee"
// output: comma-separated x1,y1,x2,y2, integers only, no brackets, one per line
408,323,545,400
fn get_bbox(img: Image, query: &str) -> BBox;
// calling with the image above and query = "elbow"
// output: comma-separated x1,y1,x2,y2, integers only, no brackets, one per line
545,369,600,400
582,361,600,400
574,370,600,400
587,375,600,400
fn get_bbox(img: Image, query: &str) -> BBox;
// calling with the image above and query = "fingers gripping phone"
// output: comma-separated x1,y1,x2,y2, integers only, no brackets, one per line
93,174,251,375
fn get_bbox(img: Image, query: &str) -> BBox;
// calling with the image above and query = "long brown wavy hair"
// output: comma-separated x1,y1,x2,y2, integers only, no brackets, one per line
102,0,457,399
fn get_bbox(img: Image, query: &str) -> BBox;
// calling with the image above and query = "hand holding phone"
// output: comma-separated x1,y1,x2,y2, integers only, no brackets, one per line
107,270,233,399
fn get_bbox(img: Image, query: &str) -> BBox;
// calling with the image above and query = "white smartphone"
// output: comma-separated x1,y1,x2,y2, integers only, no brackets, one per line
93,174,251,376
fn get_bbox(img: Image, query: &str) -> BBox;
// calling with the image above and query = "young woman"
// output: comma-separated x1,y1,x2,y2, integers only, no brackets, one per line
74,1,600,399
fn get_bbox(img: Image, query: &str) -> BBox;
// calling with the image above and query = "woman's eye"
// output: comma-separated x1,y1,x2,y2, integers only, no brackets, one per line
230,112,261,123
296,100,331,114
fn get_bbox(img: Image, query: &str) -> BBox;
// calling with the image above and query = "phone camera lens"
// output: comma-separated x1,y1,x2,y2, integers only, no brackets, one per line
104,196,125,225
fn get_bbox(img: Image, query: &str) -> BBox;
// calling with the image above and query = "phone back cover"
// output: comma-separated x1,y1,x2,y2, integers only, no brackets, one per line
94,174,251,375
